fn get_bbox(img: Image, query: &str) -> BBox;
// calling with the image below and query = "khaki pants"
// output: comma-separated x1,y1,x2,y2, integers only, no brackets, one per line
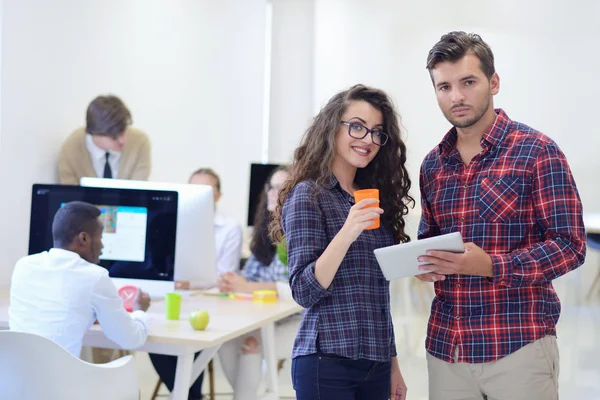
427,335,559,400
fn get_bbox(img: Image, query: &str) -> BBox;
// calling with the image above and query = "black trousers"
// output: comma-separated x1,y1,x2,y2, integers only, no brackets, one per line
149,352,205,400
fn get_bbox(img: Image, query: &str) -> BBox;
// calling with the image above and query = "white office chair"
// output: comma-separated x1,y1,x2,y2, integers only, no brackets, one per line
0,331,139,400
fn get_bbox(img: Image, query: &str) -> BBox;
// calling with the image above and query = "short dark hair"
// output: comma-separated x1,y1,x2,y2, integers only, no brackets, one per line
190,168,221,192
52,201,102,248
86,95,132,137
426,31,495,80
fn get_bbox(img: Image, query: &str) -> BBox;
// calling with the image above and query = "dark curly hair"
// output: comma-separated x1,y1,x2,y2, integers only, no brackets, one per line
270,84,414,244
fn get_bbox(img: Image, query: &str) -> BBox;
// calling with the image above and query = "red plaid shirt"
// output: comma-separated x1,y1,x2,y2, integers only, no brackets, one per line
419,109,586,363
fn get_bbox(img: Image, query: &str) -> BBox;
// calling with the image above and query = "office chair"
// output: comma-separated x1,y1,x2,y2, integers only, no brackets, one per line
0,331,139,400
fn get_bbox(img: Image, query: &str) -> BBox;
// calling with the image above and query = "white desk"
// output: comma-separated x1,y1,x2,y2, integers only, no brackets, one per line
0,288,302,400
584,213,600,234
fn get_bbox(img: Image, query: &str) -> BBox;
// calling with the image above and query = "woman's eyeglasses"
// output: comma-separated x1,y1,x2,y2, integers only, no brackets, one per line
340,121,389,146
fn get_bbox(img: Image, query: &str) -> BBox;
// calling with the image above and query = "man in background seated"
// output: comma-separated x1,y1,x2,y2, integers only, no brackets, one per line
58,95,152,185
178,167,243,285
150,168,242,400
9,201,151,358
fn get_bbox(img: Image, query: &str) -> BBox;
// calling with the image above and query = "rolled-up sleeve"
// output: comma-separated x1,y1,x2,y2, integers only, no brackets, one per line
282,182,331,308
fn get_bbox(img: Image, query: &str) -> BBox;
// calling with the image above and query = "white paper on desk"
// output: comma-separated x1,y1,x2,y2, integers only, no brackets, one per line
200,288,252,297
373,232,465,280
201,287,225,296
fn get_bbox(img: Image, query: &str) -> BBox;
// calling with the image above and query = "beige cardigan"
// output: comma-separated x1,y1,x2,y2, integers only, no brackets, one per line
58,127,152,185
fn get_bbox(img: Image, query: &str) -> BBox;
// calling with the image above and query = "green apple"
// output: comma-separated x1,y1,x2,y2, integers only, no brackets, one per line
189,310,210,331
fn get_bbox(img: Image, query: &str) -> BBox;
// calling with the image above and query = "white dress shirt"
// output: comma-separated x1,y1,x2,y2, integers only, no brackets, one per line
214,211,243,275
85,134,121,178
9,249,148,357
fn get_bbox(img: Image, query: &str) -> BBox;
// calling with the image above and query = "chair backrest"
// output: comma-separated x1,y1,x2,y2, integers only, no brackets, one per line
0,331,139,400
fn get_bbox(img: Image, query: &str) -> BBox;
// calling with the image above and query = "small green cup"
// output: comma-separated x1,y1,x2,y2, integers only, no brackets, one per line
165,292,182,320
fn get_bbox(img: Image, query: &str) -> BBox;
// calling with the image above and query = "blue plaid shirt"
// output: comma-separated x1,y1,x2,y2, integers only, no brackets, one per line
242,253,288,283
282,177,397,362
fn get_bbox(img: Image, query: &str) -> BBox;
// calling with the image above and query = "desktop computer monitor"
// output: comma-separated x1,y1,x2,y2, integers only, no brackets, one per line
29,184,178,297
80,178,217,290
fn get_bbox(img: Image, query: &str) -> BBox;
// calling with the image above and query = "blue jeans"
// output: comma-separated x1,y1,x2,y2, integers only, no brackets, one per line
292,352,392,400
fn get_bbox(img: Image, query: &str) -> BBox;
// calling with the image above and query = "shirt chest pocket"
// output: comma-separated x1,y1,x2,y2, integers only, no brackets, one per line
478,175,522,222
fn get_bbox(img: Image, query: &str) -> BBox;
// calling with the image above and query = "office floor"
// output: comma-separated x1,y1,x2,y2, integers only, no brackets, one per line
134,256,600,400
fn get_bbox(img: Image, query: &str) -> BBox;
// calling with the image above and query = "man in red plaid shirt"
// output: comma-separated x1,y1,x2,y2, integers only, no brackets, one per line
417,31,586,400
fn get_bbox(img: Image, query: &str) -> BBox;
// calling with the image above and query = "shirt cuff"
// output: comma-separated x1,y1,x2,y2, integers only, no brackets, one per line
303,262,331,304
131,310,149,331
490,253,513,287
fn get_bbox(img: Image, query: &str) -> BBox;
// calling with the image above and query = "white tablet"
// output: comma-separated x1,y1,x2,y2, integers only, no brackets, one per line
374,232,465,280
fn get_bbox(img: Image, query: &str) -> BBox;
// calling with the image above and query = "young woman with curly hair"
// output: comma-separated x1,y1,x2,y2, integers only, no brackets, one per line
270,84,413,400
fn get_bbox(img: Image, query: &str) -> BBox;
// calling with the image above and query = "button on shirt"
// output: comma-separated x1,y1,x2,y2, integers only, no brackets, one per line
9,249,148,357
85,134,121,179
419,109,586,363
282,178,397,362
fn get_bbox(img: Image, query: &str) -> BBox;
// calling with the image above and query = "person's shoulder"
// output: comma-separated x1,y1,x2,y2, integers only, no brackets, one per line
126,126,150,143
422,145,442,166
508,120,560,152
14,252,46,269
52,249,108,278
77,262,110,289
288,179,317,201
81,259,109,274
419,146,443,182
60,127,86,152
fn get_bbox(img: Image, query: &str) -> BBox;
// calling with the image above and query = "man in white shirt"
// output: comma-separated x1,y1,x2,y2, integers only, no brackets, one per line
152,168,242,400
9,201,150,358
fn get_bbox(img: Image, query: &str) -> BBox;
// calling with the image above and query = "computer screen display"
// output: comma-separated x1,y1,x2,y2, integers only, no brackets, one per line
29,184,178,281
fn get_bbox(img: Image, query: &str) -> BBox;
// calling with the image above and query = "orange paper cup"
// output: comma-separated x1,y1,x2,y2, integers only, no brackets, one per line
353,189,380,230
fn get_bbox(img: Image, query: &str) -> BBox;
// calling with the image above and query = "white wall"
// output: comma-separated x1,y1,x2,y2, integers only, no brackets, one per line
312,0,600,221
0,0,267,285
1,0,599,285
268,0,315,164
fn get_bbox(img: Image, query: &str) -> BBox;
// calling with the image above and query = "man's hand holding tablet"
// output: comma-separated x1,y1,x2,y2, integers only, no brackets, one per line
374,232,465,280
417,242,493,279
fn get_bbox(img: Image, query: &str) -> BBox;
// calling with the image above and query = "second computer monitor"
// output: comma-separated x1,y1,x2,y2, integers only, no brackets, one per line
81,177,217,288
